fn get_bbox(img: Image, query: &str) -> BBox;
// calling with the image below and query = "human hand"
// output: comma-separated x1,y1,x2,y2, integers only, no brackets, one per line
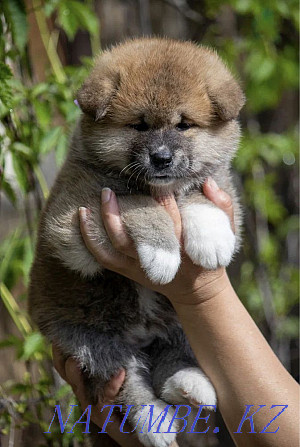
52,346,180,446
79,178,234,305
52,345,144,447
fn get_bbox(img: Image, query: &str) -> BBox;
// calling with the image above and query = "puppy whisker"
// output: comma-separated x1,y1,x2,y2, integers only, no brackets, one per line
119,162,140,177
127,164,143,189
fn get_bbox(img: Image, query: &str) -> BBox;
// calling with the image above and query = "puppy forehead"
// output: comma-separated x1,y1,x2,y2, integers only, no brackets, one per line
89,39,226,125
110,62,212,125
111,90,212,127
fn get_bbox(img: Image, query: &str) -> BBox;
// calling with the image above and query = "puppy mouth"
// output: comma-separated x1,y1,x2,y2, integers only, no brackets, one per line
147,174,175,185
123,160,189,187
153,173,172,178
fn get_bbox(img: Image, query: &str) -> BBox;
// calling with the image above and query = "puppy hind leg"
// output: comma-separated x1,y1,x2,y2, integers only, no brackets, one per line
48,322,135,404
118,356,179,447
150,338,217,411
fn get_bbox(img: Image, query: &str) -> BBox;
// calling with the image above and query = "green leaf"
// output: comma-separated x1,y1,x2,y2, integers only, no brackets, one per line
0,228,22,286
55,384,72,399
1,177,17,205
57,0,99,40
10,382,31,394
31,83,50,98
0,61,12,79
260,235,279,265
58,2,79,39
11,153,29,193
0,335,23,350
276,316,299,339
68,1,99,36
21,332,45,360
55,132,68,166
0,62,13,107
11,142,32,158
2,0,28,53
22,237,34,286
44,0,60,17
40,127,63,155
58,101,80,122
277,215,299,239
33,100,51,130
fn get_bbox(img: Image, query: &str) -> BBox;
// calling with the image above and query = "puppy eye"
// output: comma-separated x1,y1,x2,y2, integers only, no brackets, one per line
176,122,195,131
128,120,149,131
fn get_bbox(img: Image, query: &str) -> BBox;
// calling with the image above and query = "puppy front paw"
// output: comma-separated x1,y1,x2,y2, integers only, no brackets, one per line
182,204,235,269
137,244,181,285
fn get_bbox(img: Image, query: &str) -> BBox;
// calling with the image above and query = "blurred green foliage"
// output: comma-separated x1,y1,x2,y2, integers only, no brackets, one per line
0,0,97,444
0,0,298,445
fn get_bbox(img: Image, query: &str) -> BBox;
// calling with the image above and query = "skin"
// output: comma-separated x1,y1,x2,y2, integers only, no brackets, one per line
53,177,299,447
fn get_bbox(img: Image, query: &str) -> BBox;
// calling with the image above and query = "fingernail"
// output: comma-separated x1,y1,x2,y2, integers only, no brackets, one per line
207,177,219,192
101,188,112,203
156,194,173,206
79,206,87,221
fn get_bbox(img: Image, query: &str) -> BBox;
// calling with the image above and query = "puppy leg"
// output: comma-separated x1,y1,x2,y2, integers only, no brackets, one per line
150,338,216,411
118,196,181,285
118,356,179,447
160,366,217,411
43,198,109,277
49,322,136,404
49,322,179,446
179,194,236,269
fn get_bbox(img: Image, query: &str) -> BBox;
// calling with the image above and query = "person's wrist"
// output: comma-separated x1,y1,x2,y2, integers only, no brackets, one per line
166,268,232,306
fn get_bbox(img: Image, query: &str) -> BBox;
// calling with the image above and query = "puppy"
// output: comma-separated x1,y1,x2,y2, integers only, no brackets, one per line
29,38,244,447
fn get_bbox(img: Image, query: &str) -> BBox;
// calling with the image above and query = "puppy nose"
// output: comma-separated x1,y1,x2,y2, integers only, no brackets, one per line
151,149,173,169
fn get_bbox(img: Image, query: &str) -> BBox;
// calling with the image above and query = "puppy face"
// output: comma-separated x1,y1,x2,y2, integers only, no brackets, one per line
77,38,245,191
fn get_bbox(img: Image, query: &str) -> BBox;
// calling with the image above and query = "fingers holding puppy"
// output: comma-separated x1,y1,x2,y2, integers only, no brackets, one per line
203,177,235,232
79,198,138,275
79,181,235,284
52,345,139,446
79,190,182,285
52,342,126,405
100,188,139,259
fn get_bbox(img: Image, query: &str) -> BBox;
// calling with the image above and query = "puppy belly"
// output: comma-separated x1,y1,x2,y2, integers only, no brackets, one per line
124,284,178,348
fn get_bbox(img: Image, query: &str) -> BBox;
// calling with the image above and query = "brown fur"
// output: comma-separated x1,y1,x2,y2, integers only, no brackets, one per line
78,38,244,124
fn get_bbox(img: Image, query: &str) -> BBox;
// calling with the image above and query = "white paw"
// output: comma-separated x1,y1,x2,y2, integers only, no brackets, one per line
137,244,181,285
161,367,217,411
133,401,178,447
182,204,235,269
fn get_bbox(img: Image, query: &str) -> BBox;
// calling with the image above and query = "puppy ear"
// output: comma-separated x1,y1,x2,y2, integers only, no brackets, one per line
208,79,245,121
203,50,245,121
77,65,119,121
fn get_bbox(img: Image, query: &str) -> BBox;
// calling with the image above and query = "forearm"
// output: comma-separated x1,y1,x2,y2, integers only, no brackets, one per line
78,187,299,446
169,273,299,447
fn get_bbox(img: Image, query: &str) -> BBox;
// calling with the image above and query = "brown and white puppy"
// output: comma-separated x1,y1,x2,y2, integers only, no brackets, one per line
29,38,244,447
